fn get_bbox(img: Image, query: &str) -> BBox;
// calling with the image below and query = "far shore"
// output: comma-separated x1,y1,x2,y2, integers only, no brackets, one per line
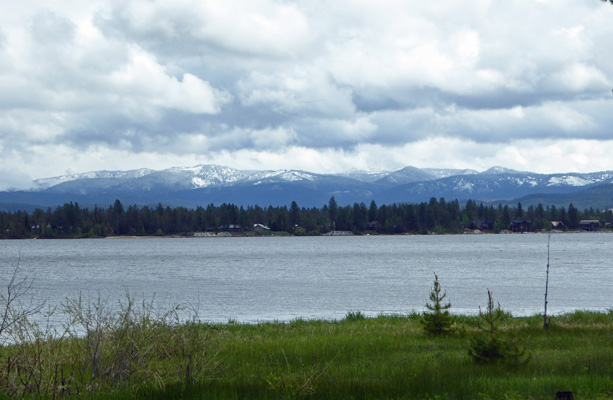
104,229,609,239
3,228,610,240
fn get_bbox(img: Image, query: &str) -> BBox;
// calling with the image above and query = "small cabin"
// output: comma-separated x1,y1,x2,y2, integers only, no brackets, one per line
510,220,532,233
579,220,600,231
551,221,564,229
253,223,270,232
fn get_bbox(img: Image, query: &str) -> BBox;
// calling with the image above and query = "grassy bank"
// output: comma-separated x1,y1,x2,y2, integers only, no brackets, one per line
1,309,612,399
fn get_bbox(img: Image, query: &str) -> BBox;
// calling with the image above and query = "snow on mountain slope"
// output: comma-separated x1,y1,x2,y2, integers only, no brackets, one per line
481,166,522,175
248,169,319,184
548,176,593,187
165,165,321,188
34,169,154,190
375,166,435,185
337,169,391,183
53,165,326,192
547,172,613,187
176,165,251,188
422,168,478,179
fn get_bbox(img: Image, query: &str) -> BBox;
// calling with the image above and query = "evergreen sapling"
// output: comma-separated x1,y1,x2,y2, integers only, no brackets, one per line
421,273,454,335
468,290,509,363
468,289,529,365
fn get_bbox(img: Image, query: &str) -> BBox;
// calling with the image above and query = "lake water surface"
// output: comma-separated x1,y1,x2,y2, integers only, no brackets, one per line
1,233,611,323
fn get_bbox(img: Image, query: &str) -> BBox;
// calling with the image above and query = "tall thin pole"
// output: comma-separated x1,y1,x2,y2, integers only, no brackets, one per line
543,233,551,329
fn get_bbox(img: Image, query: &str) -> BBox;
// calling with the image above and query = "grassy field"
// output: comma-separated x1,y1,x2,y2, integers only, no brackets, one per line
1,309,612,400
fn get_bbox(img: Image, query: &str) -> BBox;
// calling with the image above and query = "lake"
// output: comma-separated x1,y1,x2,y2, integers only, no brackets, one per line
1,233,611,324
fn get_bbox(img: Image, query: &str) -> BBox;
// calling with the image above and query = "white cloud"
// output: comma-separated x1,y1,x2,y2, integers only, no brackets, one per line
1,0,613,188
545,63,610,92
249,127,297,149
108,49,232,115
97,0,314,57
237,67,356,118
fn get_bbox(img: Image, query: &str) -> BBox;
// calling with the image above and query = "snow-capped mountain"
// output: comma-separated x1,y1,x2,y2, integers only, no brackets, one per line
36,165,326,194
381,168,613,204
2,164,613,210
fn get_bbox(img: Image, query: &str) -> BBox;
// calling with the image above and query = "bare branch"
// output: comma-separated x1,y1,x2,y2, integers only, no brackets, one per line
1,254,45,342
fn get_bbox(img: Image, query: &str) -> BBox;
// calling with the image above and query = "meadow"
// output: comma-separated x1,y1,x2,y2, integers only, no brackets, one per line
1,305,612,400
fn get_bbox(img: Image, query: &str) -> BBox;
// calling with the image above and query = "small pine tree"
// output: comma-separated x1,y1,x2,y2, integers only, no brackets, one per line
507,327,531,368
468,290,529,365
421,273,454,335
469,289,508,363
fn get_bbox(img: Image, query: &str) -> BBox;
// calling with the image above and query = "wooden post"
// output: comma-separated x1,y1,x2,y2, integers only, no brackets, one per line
543,233,551,329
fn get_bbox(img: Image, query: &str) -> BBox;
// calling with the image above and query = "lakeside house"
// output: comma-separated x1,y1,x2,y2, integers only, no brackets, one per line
579,220,600,231
510,220,532,233
253,223,271,232
551,221,565,229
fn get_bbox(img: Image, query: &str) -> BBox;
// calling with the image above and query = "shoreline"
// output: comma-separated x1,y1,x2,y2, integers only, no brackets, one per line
2,228,611,240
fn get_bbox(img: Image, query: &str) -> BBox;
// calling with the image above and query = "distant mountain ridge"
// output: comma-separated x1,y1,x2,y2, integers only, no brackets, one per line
1,164,613,211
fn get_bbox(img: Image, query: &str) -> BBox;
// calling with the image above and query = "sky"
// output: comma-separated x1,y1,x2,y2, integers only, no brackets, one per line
1,0,612,189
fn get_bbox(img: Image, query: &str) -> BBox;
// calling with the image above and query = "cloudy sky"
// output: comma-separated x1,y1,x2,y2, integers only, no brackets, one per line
1,0,612,189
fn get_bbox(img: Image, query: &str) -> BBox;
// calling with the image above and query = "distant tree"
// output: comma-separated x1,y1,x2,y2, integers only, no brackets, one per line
271,208,289,232
404,205,419,232
536,203,545,220
417,203,427,231
421,274,454,335
446,199,461,225
501,205,511,229
426,197,439,228
228,204,239,225
328,197,338,228
289,201,300,230
112,199,124,215
336,206,352,231
464,199,477,222
515,202,523,219
368,200,378,222
558,207,568,227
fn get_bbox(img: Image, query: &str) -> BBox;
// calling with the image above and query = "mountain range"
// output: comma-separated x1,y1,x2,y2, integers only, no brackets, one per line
1,164,613,212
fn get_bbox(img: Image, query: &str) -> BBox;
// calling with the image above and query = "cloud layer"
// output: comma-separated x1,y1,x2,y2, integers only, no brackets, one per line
1,0,612,189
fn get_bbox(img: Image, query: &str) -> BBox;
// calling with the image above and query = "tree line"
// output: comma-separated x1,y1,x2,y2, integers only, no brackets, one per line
1,197,612,239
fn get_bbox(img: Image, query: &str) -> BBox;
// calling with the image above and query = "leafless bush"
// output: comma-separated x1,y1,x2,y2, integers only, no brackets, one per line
4,306,66,398
1,258,221,397
0,255,62,398
1,255,45,345
60,292,220,392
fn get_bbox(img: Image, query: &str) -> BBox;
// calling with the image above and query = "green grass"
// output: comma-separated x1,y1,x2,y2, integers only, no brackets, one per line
1,311,612,399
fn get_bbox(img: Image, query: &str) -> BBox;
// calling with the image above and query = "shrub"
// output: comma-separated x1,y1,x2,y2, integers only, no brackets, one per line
468,290,529,366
